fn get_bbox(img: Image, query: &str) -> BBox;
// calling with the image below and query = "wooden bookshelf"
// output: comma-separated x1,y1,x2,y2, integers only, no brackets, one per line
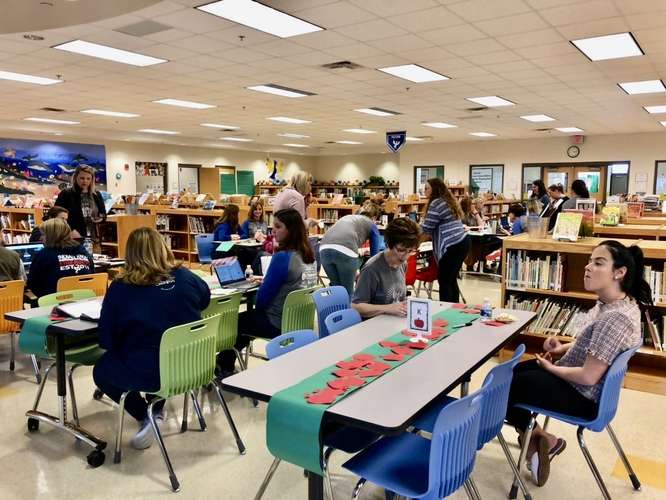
500,234,666,396
482,200,512,220
311,204,358,234
593,224,665,240
98,214,156,258
0,207,44,244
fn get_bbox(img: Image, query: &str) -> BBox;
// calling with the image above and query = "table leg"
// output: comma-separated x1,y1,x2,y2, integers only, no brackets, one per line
461,374,471,397
55,331,67,424
308,472,324,500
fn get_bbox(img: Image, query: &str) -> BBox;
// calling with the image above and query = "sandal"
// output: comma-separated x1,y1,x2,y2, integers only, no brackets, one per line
530,437,567,486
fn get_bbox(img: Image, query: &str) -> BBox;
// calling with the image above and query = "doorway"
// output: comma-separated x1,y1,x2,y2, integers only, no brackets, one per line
543,165,604,202
178,164,200,193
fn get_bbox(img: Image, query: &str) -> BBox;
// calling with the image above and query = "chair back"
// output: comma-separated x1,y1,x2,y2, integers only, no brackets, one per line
312,286,350,337
57,272,107,296
430,376,489,499
201,292,241,353
38,289,96,307
195,234,215,264
324,308,362,336
588,344,641,432
0,280,25,334
477,344,525,448
281,286,318,334
415,253,439,282
405,254,417,287
155,316,219,399
266,329,318,360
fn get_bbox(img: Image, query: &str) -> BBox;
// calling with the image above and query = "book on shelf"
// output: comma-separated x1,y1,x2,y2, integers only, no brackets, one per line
627,202,644,218
505,250,564,291
644,310,663,352
552,212,583,242
563,208,593,237
506,294,582,336
643,263,666,304
189,216,207,234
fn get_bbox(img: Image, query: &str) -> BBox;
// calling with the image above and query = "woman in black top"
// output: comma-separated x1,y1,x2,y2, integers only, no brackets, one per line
55,165,106,240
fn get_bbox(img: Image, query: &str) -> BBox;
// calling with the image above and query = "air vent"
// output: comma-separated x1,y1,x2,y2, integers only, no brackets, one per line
321,61,362,71
465,107,487,112
324,141,336,144
535,128,554,132
456,115,483,120
115,20,173,37
40,107,66,112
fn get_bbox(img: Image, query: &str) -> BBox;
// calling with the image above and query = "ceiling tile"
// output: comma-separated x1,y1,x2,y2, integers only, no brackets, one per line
349,0,439,15
367,34,433,53
539,0,620,26
295,2,377,28
447,0,532,22
420,24,487,45
447,38,507,56
336,19,408,42
386,7,465,31
475,13,549,37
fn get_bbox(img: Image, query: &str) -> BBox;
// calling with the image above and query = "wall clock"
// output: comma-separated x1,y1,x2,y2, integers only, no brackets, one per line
567,145,580,158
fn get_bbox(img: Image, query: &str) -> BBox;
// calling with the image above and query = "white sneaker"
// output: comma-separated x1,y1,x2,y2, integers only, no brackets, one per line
130,411,163,450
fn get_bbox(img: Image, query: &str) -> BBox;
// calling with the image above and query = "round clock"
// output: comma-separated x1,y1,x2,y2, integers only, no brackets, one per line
567,145,580,158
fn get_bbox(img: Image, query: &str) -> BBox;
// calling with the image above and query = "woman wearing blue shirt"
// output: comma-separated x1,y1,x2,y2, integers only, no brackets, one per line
93,227,210,450
217,208,317,375
240,201,268,242
213,204,245,241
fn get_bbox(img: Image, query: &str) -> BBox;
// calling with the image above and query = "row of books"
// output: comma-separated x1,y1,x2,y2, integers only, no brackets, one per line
189,217,210,234
505,250,565,291
1,232,30,244
643,264,666,304
0,215,10,229
320,209,341,222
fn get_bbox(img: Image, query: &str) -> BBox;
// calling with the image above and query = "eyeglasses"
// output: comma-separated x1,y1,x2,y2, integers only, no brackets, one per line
392,245,418,255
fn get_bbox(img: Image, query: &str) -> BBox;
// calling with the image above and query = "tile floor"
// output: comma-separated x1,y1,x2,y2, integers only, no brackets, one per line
0,276,665,499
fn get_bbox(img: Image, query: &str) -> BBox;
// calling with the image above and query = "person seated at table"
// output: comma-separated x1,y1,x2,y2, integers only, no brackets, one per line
460,196,485,229
27,218,94,298
0,241,26,281
542,184,569,231
240,201,268,243
213,204,245,241
93,227,210,449
505,240,649,486
352,217,421,319
29,206,75,243
499,204,526,236
562,179,591,210
319,201,382,297
217,208,318,376
531,179,550,210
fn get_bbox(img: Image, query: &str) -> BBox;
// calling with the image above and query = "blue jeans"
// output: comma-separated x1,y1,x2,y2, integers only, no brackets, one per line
320,249,360,298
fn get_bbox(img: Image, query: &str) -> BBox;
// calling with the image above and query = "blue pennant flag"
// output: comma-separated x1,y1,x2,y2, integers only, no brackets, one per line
386,131,406,153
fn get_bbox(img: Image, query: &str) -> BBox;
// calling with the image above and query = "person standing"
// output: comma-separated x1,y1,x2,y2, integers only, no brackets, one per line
421,178,469,303
273,172,319,228
530,180,550,212
54,165,106,241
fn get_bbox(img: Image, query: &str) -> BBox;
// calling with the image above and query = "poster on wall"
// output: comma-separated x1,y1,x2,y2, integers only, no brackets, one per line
471,167,493,193
135,161,167,194
0,138,106,198
577,171,600,193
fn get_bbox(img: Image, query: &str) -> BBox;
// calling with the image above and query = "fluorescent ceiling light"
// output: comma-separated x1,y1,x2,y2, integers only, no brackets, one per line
52,40,167,67
469,132,496,137
283,143,309,148
278,132,310,138
267,116,311,124
406,136,424,142
138,129,180,135
25,117,79,125
221,137,252,142
343,128,376,134
643,105,666,114
0,70,62,85
247,83,315,98
335,140,362,145
422,122,456,129
378,64,449,83
618,79,666,95
555,127,584,133
520,114,555,122
201,123,240,129
466,96,515,107
153,98,215,109
354,107,400,117
571,32,643,62
81,109,139,118
196,0,323,38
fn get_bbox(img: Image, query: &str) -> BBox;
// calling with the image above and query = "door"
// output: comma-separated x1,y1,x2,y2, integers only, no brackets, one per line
544,166,571,193
574,166,604,202
178,164,200,193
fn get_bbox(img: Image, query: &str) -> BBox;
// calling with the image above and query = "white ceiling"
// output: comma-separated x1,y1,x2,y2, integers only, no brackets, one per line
1,0,666,155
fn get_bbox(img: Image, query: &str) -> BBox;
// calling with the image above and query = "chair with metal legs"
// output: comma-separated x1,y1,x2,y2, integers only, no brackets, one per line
113,316,245,492
509,345,642,500
411,345,531,500
0,280,26,375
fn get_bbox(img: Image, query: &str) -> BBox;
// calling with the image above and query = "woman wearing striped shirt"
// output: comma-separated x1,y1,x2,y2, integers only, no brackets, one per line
420,178,469,302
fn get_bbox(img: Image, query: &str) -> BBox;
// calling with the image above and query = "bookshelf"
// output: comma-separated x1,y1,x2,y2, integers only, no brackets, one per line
98,214,156,258
482,200,511,220
500,234,666,395
448,185,467,198
0,207,44,244
310,204,358,233
254,184,283,195
592,224,665,240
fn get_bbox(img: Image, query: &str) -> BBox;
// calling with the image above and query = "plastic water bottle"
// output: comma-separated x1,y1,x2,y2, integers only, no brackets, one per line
83,237,93,256
245,265,253,280
480,298,492,320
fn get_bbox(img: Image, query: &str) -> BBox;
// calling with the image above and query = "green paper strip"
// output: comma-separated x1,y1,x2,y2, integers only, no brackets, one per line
19,315,58,357
216,241,235,252
266,307,480,475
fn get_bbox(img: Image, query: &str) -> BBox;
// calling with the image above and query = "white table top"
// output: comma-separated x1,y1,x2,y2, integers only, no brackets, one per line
223,303,535,433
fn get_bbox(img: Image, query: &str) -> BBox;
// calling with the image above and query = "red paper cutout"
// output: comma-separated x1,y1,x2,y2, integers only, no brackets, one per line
336,359,367,370
483,320,504,327
408,340,428,350
328,376,366,390
379,340,400,348
463,309,480,314
452,303,466,309
392,345,414,355
401,329,416,337
333,368,358,378
305,387,344,405
383,353,405,361
433,318,449,327
353,353,375,362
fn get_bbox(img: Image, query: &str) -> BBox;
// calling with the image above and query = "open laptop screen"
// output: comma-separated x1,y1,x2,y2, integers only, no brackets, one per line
214,259,245,286
7,243,44,270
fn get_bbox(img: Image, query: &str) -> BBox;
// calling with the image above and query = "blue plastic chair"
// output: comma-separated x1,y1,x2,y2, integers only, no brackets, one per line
195,233,215,264
324,308,362,336
412,345,530,499
510,345,641,500
256,328,380,500
312,286,350,337
342,377,489,500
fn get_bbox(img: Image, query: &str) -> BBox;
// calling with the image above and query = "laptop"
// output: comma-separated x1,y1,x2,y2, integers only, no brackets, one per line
214,260,258,291
7,243,43,272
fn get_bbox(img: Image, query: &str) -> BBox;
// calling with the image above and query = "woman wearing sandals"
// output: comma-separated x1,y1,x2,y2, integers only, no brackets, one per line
505,240,651,486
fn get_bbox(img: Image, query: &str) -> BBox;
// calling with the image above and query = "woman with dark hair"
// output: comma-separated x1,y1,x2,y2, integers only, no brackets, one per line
562,179,591,209
240,201,268,242
420,178,469,302
531,179,550,211
505,240,650,486
54,165,106,240
30,206,71,243
542,184,569,231
213,204,244,241
217,208,318,375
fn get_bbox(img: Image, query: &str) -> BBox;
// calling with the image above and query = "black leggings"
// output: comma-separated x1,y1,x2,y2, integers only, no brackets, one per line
506,360,598,432
217,309,281,372
437,235,471,303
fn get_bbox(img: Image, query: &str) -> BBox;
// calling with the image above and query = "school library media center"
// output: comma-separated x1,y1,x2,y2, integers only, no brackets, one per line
1,1,666,499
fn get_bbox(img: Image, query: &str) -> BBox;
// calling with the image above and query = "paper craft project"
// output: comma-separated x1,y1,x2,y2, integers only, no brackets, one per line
216,241,235,252
407,298,431,338
452,303,466,309
483,320,504,327
552,212,583,242
433,318,449,327
463,309,480,314
306,387,344,405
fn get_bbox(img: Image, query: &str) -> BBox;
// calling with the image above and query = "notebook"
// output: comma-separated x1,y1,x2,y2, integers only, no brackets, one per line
55,297,103,322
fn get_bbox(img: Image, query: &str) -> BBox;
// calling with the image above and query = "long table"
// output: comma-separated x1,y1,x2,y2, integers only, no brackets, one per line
222,303,536,500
